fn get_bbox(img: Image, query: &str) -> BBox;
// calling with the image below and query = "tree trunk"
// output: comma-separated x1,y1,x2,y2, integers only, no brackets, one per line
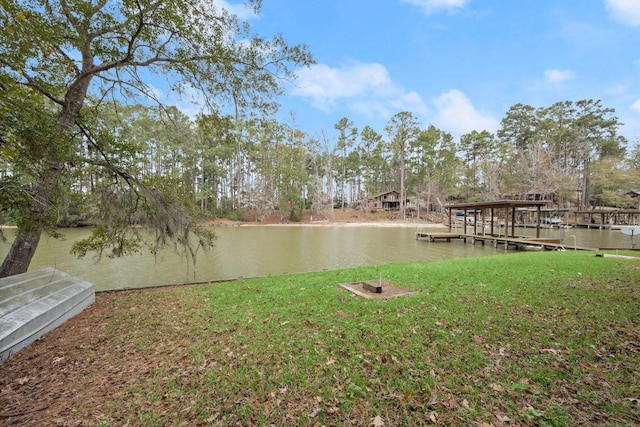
0,157,63,277
0,232,42,277
400,156,405,220
0,161,63,277
0,69,93,277
580,159,590,211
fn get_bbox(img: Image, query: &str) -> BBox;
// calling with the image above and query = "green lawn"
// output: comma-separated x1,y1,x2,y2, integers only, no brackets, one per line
69,251,640,425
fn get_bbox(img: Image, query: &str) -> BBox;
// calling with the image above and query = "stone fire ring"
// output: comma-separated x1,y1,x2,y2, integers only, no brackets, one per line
338,280,416,299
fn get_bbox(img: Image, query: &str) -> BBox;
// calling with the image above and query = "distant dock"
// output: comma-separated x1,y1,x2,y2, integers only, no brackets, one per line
417,200,604,252
415,231,462,242
416,230,596,251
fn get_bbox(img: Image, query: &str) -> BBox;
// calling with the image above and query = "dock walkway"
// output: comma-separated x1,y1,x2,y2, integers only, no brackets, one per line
415,231,462,242
424,200,602,251
416,230,596,251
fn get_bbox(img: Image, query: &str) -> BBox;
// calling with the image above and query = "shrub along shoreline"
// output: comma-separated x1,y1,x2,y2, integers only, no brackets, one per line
1,251,639,426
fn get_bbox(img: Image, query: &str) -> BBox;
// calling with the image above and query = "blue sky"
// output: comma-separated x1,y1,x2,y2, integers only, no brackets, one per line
219,0,640,145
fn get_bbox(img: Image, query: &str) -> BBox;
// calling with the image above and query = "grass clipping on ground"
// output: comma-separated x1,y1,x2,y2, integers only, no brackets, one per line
1,251,639,426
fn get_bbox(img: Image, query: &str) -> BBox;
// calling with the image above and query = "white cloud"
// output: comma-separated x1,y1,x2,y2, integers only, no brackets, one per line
603,83,627,96
291,62,388,109
622,104,640,142
213,0,256,20
432,89,499,136
544,69,576,83
605,0,640,27
291,61,428,119
401,0,469,15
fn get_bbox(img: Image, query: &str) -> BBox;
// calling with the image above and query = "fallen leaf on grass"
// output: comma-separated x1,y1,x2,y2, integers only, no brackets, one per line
427,393,438,407
371,415,385,426
461,399,471,409
495,413,511,422
489,383,504,392
309,407,321,418
326,357,336,366
427,411,437,423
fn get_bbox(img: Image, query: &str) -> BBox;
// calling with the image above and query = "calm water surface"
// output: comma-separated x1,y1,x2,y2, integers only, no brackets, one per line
0,224,632,291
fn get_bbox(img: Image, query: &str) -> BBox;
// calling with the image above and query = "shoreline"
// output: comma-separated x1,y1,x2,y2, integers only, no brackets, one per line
1,221,449,231
252,220,447,228
214,220,448,228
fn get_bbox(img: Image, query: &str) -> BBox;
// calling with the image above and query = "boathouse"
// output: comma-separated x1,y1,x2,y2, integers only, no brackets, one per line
416,200,592,250
446,200,550,239
572,209,640,229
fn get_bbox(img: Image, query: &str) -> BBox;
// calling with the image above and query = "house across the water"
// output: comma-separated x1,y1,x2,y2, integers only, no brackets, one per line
369,190,401,210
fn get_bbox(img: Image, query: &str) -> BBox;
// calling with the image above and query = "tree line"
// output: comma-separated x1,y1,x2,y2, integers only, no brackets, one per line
38,98,638,227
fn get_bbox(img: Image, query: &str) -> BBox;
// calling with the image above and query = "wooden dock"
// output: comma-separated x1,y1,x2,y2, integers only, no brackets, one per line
463,234,561,250
417,230,596,251
574,223,617,230
415,231,463,242
429,200,603,251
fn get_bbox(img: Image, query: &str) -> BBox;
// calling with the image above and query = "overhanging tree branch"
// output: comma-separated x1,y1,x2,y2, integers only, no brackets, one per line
0,0,314,277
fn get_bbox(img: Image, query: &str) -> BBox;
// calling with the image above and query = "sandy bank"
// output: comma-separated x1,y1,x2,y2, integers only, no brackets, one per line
237,220,447,228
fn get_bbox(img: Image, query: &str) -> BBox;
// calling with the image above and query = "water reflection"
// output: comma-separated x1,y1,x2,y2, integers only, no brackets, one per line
0,225,632,291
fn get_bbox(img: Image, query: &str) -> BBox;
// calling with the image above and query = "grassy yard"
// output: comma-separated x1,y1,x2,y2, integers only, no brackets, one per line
1,251,639,426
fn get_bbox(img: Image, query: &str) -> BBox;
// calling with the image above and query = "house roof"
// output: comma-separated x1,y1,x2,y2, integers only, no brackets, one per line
372,190,399,198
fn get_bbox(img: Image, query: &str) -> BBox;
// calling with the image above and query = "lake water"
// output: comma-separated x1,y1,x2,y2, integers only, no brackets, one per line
0,224,633,291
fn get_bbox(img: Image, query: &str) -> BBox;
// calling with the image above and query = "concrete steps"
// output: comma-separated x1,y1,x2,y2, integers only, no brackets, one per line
0,268,95,363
